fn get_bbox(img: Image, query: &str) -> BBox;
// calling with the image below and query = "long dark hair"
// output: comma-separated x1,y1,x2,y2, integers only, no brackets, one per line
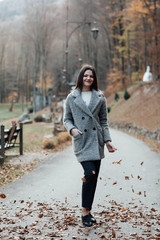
75,64,98,91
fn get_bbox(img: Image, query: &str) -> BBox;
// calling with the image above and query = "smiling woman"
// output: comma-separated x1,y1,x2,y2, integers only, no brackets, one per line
63,64,117,227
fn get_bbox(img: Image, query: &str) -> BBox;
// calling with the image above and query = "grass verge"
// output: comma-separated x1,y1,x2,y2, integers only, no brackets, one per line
0,118,72,188
0,163,35,187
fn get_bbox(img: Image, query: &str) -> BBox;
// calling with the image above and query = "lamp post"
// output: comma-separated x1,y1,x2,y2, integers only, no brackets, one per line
65,1,99,95
65,0,94,95
65,21,92,95
91,24,99,71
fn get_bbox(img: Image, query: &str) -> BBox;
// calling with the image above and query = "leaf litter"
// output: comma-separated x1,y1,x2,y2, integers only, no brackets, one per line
0,197,160,240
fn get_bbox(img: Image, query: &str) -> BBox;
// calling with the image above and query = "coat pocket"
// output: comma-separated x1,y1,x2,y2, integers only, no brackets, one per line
98,131,104,147
72,133,82,153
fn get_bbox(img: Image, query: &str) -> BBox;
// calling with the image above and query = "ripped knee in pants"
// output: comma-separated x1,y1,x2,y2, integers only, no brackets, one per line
81,170,96,182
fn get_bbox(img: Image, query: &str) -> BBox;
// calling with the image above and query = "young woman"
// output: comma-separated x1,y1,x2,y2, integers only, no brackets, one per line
63,64,117,227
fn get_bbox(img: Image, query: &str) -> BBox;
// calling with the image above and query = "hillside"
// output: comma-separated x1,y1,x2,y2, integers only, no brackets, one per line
107,82,160,131
106,81,160,152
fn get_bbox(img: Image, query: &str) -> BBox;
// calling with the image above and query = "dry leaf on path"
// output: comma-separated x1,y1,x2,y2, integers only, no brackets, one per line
112,160,122,164
113,181,117,185
0,194,6,198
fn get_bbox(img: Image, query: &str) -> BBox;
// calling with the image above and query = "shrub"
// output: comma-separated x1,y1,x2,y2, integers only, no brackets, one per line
114,92,120,101
42,138,57,149
28,107,33,113
58,132,72,144
124,89,130,100
42,132,71,149
107,107,111,113
34,115,43,122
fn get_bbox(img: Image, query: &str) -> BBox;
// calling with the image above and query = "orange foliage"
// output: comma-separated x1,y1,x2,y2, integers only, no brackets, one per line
8,92,18,102
124,0,160,79
104,68,128,97
42,132,71,149
36,72,52,91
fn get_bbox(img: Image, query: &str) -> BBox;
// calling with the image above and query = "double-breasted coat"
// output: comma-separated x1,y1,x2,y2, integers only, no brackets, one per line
63,89,112,163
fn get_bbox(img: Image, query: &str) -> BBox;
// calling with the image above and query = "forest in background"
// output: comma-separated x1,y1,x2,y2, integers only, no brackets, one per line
0,0,159,106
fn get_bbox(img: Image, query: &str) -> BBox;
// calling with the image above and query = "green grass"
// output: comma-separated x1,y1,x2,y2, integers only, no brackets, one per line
0,103,51,152
0,103,31,124
23,122,53,151
0,103,71,153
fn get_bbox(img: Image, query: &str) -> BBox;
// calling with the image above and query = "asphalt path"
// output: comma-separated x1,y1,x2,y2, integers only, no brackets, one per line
0,129,160,239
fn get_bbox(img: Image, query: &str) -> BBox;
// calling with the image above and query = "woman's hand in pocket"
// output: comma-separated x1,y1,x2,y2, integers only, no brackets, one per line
71,128,83,136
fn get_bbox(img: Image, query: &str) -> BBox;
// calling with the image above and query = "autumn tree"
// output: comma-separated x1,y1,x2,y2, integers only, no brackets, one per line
23,0,59,110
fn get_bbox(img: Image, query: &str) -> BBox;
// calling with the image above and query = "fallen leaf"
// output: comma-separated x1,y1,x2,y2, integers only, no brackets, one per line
0,194,6,198
28,202,33,208
113,181,117,185
131,186,134,192
121,208,127,212
81,177,86,182
138,176,142,180
112,229,116,238
112,160,122,164
136,192,142,195
151,208,157,212
125,176,130,180
37,202,43,206
140,212,143,217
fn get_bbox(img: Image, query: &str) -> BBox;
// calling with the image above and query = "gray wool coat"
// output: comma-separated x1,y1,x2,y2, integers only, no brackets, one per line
63,88,112,162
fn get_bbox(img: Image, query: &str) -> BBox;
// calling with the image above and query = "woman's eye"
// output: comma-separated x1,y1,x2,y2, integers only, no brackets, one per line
84,75,94,78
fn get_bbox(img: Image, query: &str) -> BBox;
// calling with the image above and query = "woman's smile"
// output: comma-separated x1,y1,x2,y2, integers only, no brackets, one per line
82,70,94,91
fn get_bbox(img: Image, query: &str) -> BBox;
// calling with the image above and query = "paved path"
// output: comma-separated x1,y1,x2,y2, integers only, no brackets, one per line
0,129,160,239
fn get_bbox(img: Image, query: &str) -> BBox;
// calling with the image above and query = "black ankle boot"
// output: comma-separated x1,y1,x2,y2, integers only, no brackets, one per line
82,214,93,227
89,213,96,223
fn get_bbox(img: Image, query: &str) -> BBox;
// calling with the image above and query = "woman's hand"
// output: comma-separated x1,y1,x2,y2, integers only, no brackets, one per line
106,141,117,152
71,128,83,136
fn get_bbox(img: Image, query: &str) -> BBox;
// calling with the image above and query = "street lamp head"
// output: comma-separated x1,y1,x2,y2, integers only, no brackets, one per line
91,26,99,40
63,68,66,73
78,58,83,64
65,49,69,54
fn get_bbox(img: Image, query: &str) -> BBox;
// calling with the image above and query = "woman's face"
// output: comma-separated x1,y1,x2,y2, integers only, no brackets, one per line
83,70,94,89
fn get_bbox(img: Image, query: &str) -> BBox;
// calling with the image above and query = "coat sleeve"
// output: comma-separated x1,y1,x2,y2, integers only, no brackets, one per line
99,96,112,142
63,95,76,135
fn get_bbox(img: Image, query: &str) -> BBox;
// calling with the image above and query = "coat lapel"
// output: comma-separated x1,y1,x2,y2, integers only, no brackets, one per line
72,89,101,117
88,89,101,113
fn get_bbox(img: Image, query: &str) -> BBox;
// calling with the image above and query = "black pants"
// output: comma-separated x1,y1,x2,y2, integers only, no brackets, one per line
80,160,101,211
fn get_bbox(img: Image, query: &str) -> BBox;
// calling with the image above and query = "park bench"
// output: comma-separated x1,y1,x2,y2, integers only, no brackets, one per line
0,123,23,164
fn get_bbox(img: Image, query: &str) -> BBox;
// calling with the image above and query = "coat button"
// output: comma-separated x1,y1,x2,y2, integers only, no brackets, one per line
82,117,85,120
93,127,96,130
84,129,87,132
